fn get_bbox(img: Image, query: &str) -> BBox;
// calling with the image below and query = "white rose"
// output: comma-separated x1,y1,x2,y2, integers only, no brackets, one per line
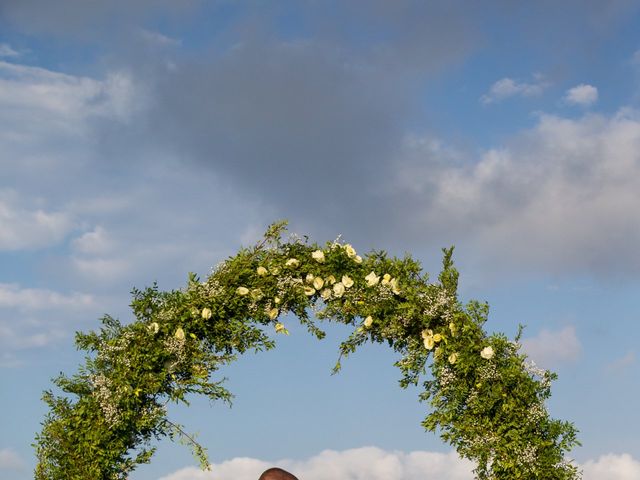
313,277,325,290
312,250,325,263
269,308,279,320
305,273,315,284
333,282,345,297
274,296,281,305
381,273,392,285
286,258,300,268
304,286,316,296
269,266,280,275
344,244,357,258
201,308,212,320
256,266,268,276
421,329,433,340
342,275,354,288
365,271,380,287
423,335,435,350
480,346,494,360
236,286,249,296
326,275,337,284
363,316,374,328
354,255,363,264
389,278,401,295
448,352,458,364
275,322,289,335
433,333,443,343
148,322,159,334
320,288,332,300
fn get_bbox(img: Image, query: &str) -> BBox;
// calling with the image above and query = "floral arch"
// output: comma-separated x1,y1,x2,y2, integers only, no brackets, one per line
34,222,580,480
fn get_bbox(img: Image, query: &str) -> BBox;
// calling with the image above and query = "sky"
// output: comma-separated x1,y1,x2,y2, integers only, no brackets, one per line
1,1,640,479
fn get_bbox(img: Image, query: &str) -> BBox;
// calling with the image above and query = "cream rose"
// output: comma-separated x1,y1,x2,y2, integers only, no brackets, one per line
175,327,185,340
448,352,458,364
354,255,363,264
344,244,357,258
320,288,332,300
269,308,279,320
236,286,249,296
313,277,325,290
480,346,494,360
381,273,392,285
312,250,325,263
363,316,374,328
286,258,300,268
201,308,212,320
365,271,380,287
256,266,268,276
304,286,316,296
148,322,159,334
305,273,315,284
342,275,354,288
333,282,345,297
423,335,435,350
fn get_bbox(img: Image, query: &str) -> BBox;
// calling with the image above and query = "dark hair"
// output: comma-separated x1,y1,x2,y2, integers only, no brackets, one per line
258,467,299,480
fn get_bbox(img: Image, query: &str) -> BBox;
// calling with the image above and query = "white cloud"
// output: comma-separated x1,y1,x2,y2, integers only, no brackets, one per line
480,75,549,104
396,108,640,275
0,190,73,250
0,448,25,470
0,283,94,311
606,350,636,373
564,84,598,106
139,29,181,47
582,453,640,480
159,447,475,480
520,325,582,368
0,43,20,58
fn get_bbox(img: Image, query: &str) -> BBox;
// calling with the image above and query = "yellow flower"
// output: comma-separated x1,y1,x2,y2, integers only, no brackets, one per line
326,275,337,284
270,266,280,275
480,346,494,360
268,308,279,320
333,282,345,297
201,308,212,320
286,258,300,268
448,352,458,364
344,244,357,258
321,288,332,300
433,333,443,343
274,296,281,305
312,250,325,263
423,336,435,350
305,273,315,284
421,329,433,340
250,288,263,300
389,278,401,295
274,322,289,335
304,286,316,296
434,347,442,358
365,271,380,287
313,277,325,290
148,322,159,334
236,286,249,295
175,327,185,340
363,316,374,328
257,266,268,276
381,273,392,285
342,275,354,288
354,255,363,264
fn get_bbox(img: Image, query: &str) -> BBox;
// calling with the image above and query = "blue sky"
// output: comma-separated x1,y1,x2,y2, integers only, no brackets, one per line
1,1,640,479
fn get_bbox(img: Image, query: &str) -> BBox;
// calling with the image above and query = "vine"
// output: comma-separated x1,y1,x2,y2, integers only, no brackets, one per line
34,221,580,479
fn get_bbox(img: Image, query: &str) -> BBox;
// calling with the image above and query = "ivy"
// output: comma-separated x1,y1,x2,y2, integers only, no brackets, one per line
34,222,580,479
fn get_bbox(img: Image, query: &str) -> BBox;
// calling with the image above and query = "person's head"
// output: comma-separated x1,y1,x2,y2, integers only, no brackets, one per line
258,467,299,480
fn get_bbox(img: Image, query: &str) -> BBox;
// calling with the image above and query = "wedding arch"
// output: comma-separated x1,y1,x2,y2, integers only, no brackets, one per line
34,222,580,479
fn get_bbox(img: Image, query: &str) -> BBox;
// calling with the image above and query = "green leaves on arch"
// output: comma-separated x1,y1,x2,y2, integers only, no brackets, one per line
34,221,580,480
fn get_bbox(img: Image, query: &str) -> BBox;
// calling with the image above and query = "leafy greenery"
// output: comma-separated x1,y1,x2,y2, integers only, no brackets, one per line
34,221,580,479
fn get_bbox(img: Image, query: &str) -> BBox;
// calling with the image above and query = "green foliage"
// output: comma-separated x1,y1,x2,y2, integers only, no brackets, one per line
34,222,580,479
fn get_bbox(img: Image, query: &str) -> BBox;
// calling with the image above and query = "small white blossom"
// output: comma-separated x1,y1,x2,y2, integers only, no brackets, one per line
344,244,357,258
286,258,300,268
354,255,363,264
236,286,249,295
448,352,458,364
304,286,316,296
148,322,159,334
257,266,268,276
268,308,279,320
321,288,332,300
305,273,315,284
333,282,345,297
313,277,325,290
312,250,325,263
175,327,185,341
364,316,374,327
381,273,392,285
201,308,212,320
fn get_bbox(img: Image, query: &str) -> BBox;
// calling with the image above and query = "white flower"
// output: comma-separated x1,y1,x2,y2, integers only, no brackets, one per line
480,346,494,360
333,282,345,297
201,308,212,320
381,273,392,285
304,286,316,296
365,271,380,287
256,266,268,276
363,316,374,328
389,278,401,295
269,308,279,320
433,333,443,343
342,275,354,288
449,322,457,336
270,266,280,275
312,250,325,263
421,329,433,340
175,327,185,340
236,286,249,295
313,277,325,290
326,275,337,284
344,244,357,258
274,296,281,305
354,255,363,264
286,258,300,268
305,273,315,284
321,288,332,300
148,322,159,334
448,352,458,364
250,288,263,300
